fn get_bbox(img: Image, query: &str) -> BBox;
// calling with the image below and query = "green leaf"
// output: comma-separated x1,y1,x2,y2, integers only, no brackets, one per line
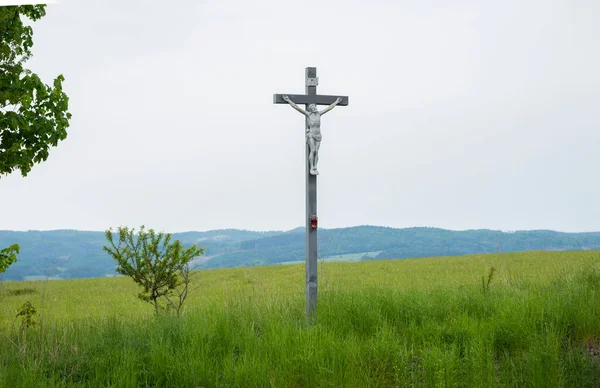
0,243,20,274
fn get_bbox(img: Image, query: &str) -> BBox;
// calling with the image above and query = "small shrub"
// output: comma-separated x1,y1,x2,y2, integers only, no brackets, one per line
103,226,204,316
16,300,39,330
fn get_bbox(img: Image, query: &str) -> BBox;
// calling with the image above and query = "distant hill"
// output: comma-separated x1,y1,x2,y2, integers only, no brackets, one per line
202,226,600,269
0,229,280,281
1,226,600,281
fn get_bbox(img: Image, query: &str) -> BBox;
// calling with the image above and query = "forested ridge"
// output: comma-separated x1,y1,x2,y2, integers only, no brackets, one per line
2,226,600,280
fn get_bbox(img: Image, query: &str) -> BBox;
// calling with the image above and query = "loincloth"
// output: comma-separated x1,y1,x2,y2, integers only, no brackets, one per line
306,132,322,142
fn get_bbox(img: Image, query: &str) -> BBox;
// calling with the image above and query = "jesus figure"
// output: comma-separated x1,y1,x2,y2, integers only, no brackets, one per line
281,95,343,175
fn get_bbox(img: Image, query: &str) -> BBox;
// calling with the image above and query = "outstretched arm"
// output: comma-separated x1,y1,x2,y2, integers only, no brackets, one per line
282,95,308,116
319,97,343,115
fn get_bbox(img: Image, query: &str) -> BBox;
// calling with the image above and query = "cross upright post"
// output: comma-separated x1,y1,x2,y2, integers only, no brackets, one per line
273,67,349,323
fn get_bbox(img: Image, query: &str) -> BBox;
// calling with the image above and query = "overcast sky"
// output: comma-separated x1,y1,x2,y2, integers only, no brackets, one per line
1,0,599,233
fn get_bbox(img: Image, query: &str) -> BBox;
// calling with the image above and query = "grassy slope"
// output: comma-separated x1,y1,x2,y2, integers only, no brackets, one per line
1,251,600,387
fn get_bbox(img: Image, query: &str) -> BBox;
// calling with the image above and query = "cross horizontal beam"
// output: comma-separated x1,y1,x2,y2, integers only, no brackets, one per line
273,94,349,106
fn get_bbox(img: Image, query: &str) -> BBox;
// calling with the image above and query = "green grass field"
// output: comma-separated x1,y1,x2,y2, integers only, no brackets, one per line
2,251,600,387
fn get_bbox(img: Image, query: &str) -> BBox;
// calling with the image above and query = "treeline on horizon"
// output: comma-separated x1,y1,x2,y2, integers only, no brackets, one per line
1,226,600,281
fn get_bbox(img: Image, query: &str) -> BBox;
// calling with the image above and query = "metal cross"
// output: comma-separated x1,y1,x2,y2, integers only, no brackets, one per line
273,67,349,322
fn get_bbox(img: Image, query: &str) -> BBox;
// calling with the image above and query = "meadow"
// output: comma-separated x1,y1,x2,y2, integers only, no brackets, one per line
1,250,600,387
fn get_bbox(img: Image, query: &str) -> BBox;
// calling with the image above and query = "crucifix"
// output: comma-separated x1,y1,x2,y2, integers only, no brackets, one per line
273,67,349,321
